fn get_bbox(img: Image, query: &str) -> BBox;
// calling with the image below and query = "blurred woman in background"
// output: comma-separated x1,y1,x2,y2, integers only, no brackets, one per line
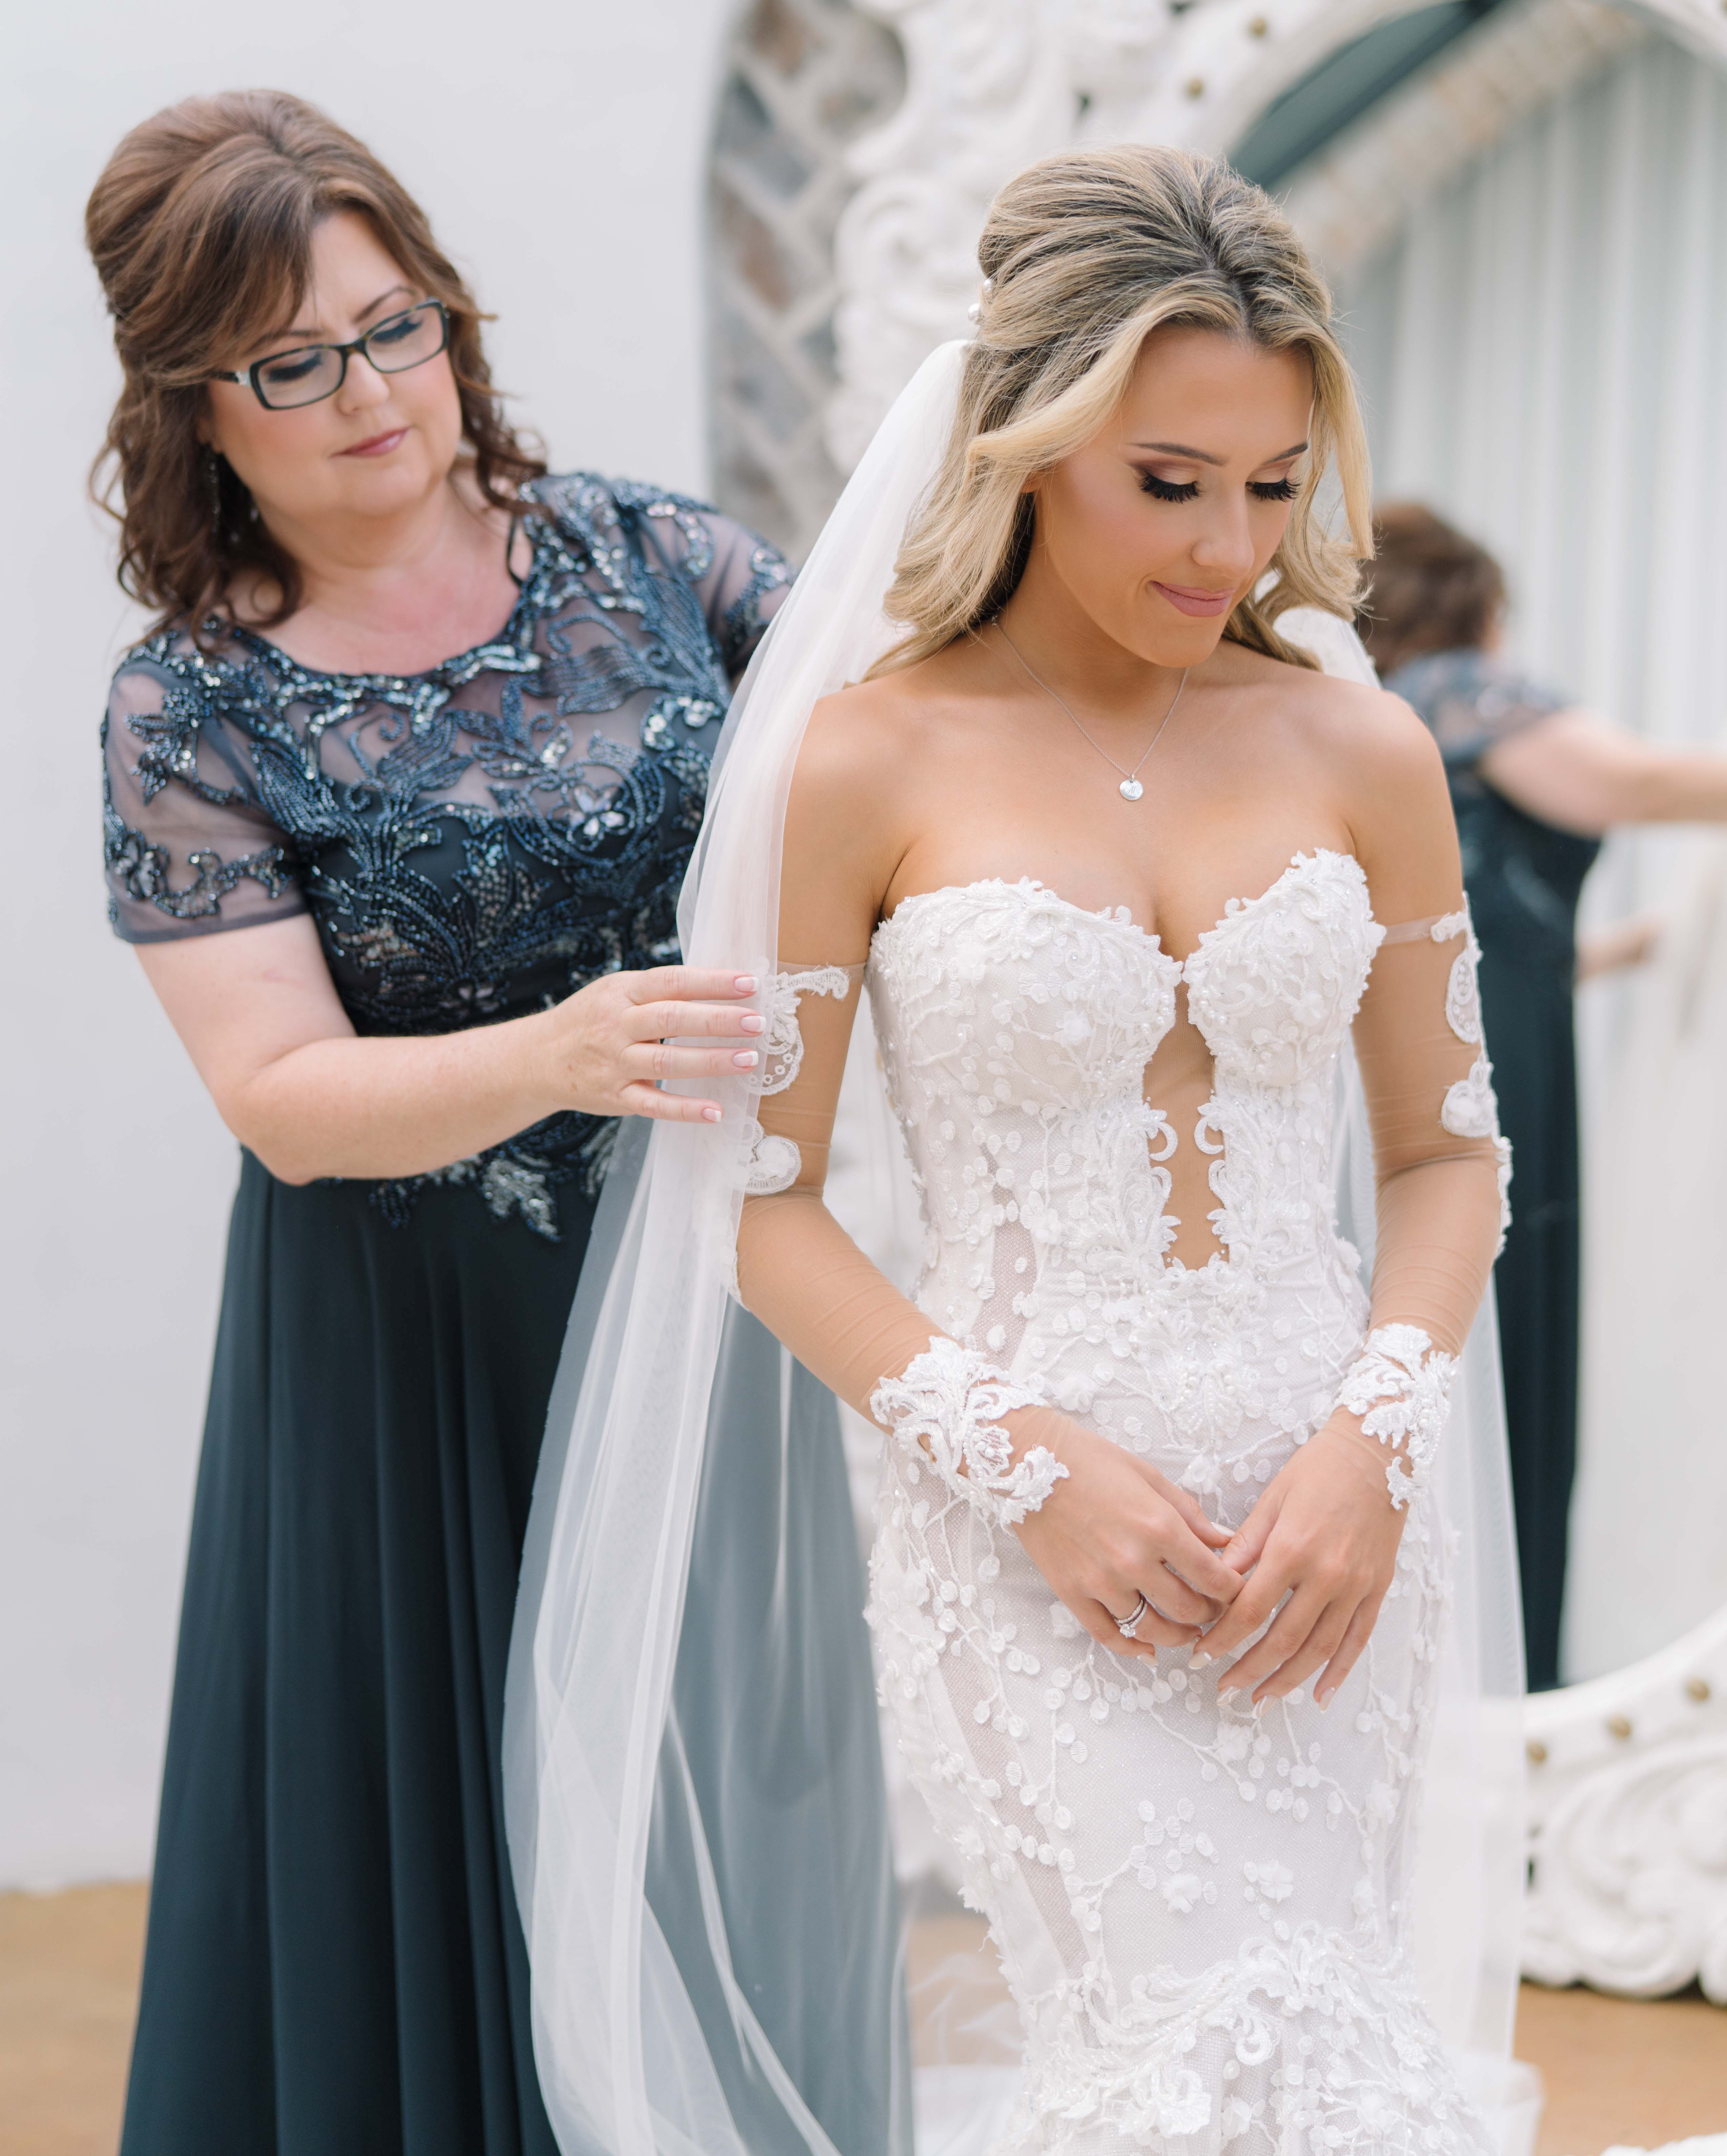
1360,503,1727,1689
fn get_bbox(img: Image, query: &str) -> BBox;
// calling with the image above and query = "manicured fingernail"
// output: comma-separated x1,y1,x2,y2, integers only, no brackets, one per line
1217,1680,1238,1697
1253,1699,1267,1720
734,975,756,993
739,1014,765,1034
703,1106,722,1122
733,1050,758,1068
1189,1650,1212,1669
1317,1687,1334,1710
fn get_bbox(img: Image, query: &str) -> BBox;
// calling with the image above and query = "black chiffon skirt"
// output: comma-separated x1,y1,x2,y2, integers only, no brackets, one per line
121,1148,902,2156
120,1154,586,2155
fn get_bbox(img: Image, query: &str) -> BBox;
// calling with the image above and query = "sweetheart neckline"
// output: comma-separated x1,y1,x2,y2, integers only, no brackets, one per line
872,847,1374,968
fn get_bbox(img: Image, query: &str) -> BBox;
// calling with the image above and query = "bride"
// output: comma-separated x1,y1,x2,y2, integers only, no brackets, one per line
508,146,1523,2156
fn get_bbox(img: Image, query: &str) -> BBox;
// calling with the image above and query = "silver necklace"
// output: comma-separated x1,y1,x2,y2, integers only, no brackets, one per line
995,623,1188,803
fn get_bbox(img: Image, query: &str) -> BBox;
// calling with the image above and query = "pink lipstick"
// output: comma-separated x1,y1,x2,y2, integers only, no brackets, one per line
1153,580,1237,619
342,427,407,458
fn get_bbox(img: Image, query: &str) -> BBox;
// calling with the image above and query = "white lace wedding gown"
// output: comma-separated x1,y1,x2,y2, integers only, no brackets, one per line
860,857,1492,2155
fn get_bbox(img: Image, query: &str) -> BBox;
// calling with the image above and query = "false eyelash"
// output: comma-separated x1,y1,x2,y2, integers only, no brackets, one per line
1140,473,1199,503
1249,478,1298,502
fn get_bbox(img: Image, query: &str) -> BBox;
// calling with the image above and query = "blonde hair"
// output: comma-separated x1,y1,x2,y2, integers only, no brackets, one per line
871,145,1372,676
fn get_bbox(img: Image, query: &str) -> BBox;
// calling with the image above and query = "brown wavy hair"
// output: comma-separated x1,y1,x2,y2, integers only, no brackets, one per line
86,89,546,634
869,146,1372,677
1356,502,1506,677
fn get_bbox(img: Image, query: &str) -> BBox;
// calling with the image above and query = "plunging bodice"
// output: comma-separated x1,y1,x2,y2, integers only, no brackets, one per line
860,846,1499,2154
866,848,1385,1491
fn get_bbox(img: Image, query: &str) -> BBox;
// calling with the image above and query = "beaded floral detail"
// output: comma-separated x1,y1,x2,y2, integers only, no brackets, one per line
861,855,1495,2155
1336,1323,1459,1508
870,1336,1064,1530
101,475,789,1237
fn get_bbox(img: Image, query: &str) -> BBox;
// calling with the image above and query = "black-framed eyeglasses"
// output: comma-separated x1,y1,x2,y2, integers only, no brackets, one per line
211,299,451,411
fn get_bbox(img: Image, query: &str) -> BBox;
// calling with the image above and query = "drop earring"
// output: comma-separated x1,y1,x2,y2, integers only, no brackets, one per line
202,445,222,531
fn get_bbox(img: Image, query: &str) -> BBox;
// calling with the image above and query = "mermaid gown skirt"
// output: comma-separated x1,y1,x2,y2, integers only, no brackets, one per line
863,862,1495,2154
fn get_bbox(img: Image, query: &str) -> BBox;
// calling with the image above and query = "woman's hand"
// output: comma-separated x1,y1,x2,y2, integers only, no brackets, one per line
1194,1411,1405,1708
138,920,768,1182
528,966,764,1124
1009,1410,1242,1659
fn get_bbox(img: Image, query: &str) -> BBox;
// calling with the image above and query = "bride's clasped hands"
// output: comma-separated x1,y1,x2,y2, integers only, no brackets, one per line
1002,1402,1244,1656
1202,1407,1413,1710
1000,1394,1410,1710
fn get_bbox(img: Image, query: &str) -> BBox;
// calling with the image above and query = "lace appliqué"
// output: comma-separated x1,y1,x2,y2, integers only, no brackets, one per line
735,963,863,1195
740,1123,803,1196
870,1336,1065,1530
1336,1322,1458,1508
760,965,858,1094
1430,905,1513,1245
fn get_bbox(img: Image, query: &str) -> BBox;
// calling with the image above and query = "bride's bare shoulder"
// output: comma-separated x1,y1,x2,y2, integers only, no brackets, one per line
794,650,969,810
1216,635,1442,792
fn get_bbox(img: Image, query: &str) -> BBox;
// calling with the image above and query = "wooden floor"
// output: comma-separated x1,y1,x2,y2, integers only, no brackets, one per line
3,1885,1723,2156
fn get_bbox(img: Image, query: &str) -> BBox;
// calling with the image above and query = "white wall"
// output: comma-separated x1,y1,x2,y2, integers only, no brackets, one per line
0,0,732,1889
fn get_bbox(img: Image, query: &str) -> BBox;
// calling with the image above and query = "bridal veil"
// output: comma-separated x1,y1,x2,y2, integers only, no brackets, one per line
502,341,1532,2156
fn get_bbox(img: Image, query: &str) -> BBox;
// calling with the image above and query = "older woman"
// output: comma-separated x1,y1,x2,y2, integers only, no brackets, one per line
90,91,897,2156
1360,503,1727,1690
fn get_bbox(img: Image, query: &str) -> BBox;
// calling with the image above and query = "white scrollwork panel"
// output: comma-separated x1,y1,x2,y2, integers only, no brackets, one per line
828,0,1071,469
831,0,1727,465
830,0,1450,463
1524,1605,1727,1999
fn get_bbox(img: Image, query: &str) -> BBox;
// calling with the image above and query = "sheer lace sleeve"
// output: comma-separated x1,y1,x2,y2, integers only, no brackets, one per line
733,958,933,1406
734,958,1065,1529
1352,899,1509,1357
689,512,792,681
102,642,307,944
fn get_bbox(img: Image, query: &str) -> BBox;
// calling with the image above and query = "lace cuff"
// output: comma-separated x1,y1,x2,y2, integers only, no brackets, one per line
870,1336,1066,1530
1335,1323,1459,1509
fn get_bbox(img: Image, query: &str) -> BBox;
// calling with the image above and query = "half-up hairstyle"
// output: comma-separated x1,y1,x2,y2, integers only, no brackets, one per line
871,144,1372,675
86,89,546,634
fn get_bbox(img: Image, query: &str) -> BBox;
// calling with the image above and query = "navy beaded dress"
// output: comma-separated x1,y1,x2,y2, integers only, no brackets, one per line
102,479,896,2156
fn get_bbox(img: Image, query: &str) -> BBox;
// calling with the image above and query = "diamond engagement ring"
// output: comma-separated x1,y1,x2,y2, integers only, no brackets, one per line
1116,1592,1151,1640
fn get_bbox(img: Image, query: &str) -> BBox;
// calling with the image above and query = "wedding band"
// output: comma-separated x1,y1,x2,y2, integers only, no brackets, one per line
1116,1592,1151,1640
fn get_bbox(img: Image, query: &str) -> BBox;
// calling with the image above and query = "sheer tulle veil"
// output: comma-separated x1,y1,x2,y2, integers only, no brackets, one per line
503,341,1532,2156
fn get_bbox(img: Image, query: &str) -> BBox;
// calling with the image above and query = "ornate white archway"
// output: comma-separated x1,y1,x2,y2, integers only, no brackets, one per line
828,0,1727,461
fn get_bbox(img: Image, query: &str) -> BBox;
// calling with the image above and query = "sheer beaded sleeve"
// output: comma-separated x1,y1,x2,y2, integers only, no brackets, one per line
1387,649,1568,799
102,642,307,944
688,513,792,680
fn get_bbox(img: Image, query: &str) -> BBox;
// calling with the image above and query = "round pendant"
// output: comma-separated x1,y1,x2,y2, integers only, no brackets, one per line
1119,778,1145,801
